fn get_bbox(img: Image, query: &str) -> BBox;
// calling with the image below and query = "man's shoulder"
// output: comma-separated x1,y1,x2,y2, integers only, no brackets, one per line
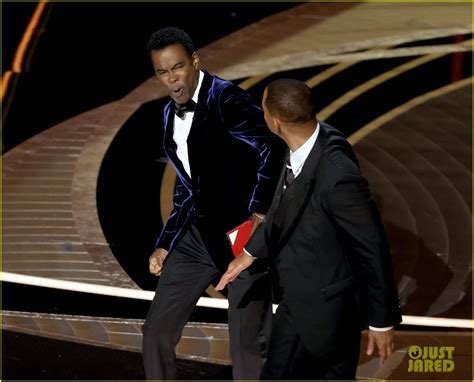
208,72,232,86
206,72,240,96
202,72,256,113
318,123,360,177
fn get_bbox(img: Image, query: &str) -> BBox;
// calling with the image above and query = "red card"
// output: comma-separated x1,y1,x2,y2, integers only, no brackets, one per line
226,219,254,257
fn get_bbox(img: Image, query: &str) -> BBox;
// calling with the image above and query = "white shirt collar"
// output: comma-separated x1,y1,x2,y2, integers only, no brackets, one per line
289,123,320,177
192,70,204,103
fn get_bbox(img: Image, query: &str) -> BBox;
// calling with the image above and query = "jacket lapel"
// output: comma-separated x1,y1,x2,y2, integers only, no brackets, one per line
272,124,328,247
258,148,288,237
186,71,213,187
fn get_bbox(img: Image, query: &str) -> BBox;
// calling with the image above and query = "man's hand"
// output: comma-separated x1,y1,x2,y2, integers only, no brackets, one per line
149,248,169,276
215,253,255,290
366,328,395,365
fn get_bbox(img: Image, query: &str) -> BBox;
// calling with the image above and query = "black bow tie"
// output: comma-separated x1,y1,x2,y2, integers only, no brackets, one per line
174,99,196,119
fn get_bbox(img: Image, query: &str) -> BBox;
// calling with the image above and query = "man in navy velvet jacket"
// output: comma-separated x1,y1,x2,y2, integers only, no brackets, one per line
141,27,285,380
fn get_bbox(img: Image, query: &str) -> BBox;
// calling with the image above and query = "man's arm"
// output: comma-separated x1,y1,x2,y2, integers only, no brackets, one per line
323,166,401,362
219,85,285,215
150,175,190,275
215,252,255,290
215,218,269,290
324,171,401,326
153,174,191,255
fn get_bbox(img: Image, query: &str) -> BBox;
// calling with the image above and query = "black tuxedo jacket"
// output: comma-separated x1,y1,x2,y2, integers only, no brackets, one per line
246,122,402,356
155,71,285,270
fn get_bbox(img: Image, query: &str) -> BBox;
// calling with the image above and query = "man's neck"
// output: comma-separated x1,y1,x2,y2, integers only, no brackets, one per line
284,120,317,152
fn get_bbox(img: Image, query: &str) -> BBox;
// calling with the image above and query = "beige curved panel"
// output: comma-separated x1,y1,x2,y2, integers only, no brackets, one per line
305,61,356,88
238,73,273,90
205,3,471,80
318,40,472,121
348,77,473,145
2,78,167,288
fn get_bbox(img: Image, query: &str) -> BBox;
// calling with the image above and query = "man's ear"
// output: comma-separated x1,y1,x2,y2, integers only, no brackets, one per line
192,52,200,68
273,117,283,136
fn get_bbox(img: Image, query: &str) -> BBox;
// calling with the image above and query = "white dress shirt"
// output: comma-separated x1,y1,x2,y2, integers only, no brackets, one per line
172,70,204,178
288,123,320,179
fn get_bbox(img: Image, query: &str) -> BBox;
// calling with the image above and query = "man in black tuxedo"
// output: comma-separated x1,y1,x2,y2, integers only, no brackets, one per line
217,79,402,379
142,27,285,380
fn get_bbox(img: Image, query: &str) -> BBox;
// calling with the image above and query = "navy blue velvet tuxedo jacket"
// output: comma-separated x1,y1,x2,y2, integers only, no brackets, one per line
155,71,285,270
246,122,402,356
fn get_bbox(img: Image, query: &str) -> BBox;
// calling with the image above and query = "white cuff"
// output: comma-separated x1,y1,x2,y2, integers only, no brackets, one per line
243,248,254,258
252,212,265,220
369,325,393,331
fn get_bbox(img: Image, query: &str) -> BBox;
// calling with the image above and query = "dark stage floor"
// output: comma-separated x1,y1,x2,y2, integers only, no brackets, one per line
3,330,232,380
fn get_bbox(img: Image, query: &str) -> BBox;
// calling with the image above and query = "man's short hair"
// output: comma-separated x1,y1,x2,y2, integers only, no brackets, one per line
265,79,315,123
147,27,195,58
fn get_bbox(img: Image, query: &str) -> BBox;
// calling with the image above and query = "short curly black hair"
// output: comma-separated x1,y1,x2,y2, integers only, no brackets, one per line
147,27,195,58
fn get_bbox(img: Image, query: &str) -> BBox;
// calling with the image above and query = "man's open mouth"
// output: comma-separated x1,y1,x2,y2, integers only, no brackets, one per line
171,87,183,98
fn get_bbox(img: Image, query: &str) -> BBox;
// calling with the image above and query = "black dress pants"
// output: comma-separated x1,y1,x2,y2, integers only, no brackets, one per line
261,302,361,380
142,224,272,380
